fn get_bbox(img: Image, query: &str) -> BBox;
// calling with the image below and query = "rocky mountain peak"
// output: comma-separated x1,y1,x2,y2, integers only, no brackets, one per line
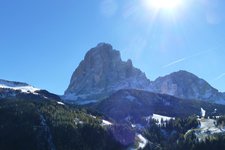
64,43,151,103
84,43,121,62
151,70,225,103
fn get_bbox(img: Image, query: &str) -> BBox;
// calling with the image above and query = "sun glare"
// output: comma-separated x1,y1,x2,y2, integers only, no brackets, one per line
144,0,182,10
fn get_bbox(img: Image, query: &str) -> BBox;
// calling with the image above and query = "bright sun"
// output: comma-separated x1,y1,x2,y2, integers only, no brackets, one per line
144,0,182,10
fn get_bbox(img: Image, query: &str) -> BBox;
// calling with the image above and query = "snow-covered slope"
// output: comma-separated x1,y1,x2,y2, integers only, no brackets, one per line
191,118,225,141
0,79,39,93
0,79,61,101
152,114,175,125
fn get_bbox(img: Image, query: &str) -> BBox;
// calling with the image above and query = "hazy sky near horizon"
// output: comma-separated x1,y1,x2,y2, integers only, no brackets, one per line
0,0,225,94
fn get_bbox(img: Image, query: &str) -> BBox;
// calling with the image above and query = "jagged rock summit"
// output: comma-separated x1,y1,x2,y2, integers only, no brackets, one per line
151,70,225,104
64,43,151,103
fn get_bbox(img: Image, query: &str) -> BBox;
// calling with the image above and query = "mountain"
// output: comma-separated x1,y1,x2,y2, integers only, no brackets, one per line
0,79,60,101
1,44,224,107
151,70,225,104
93,89,225,125
63,43,225,105
64,43,151,103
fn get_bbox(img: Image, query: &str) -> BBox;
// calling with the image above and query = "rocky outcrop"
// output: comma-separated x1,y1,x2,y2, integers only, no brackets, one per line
151,70,225,104
64,43,151,103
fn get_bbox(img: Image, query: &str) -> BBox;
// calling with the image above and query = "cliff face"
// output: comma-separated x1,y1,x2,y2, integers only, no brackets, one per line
64,43,151,103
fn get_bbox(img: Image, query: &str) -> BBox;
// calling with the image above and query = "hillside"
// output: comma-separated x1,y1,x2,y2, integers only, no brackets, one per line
93,89,225,125
0,98,124,150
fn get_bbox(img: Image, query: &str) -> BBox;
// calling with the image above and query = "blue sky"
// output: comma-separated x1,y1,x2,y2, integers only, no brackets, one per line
0,0,225,94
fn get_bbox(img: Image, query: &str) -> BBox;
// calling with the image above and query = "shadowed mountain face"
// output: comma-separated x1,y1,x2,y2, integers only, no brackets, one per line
151,70,225,104
64,43,151,103
94,89,225,125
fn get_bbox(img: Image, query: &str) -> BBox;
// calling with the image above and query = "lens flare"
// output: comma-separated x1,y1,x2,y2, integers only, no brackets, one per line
144,0,182,10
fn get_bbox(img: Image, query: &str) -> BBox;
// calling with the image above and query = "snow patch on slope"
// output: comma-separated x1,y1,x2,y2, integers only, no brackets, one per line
136,134,148,149
195,118,225,141
201,108,206,118
101,119,113,126
61,93,99,104
57,101,65,105
152,114,175,125
89,114,112,126
0,79,39,93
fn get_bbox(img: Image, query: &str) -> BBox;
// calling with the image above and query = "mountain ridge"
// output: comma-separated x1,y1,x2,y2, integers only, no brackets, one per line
93,88,225,125
63,43,225,104
1,43,224,105
0,79,61,101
